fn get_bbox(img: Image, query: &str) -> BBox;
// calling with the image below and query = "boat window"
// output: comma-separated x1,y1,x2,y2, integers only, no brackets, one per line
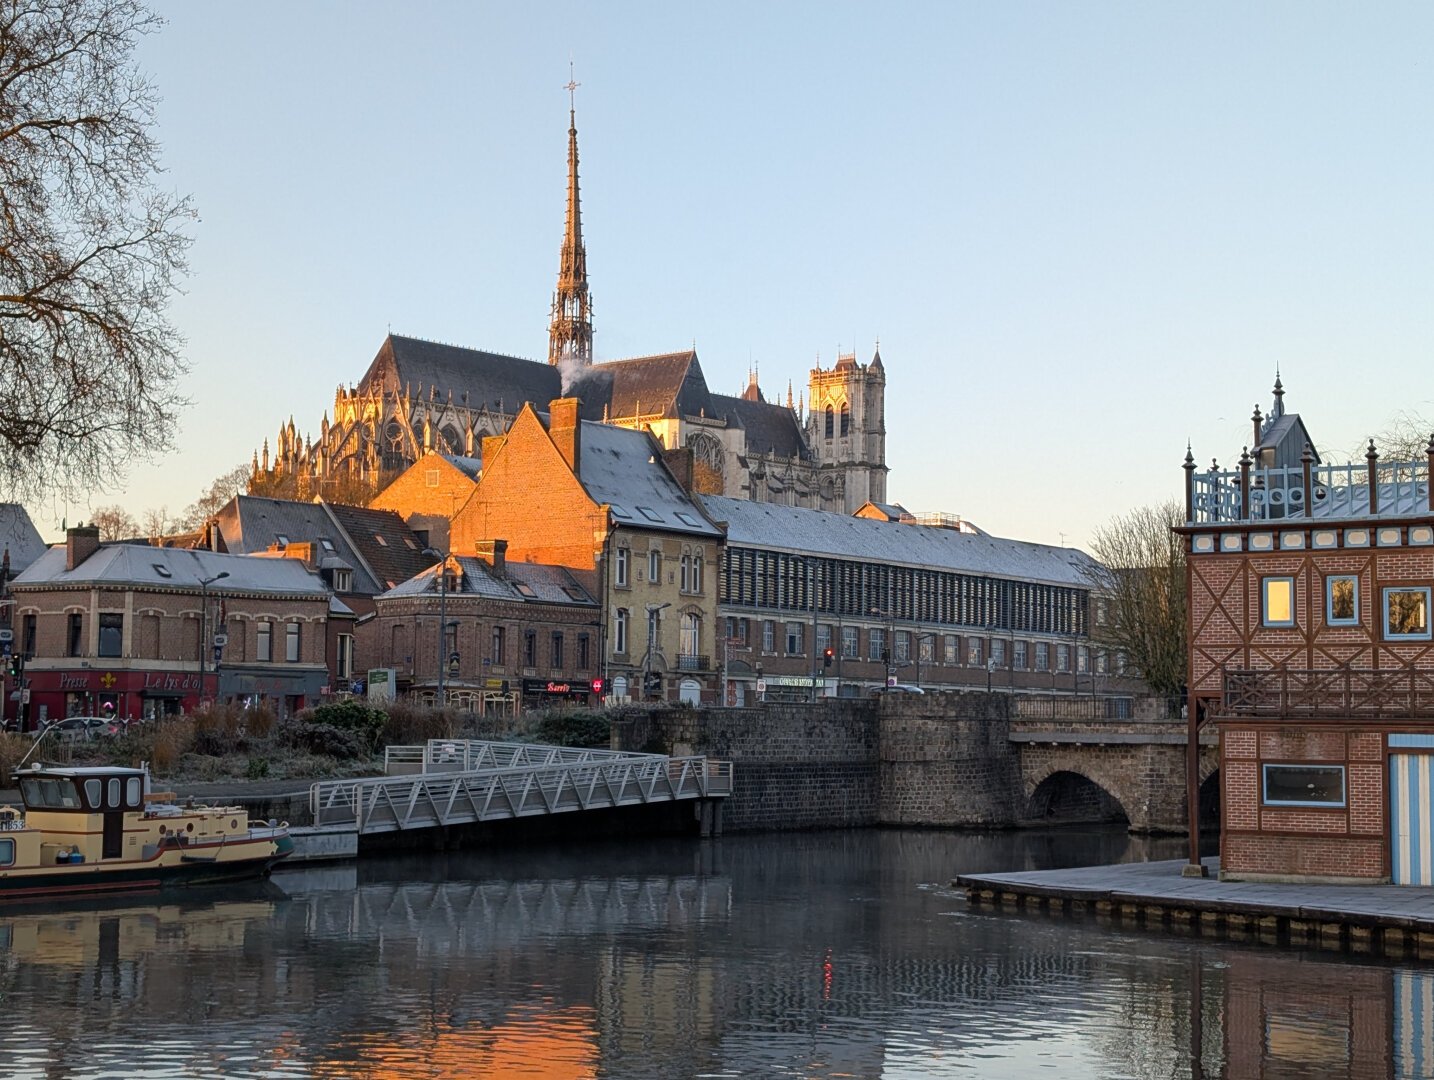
108,779,121,807
127,778,141,806
59,781,79,808
25,779,80,809
0,839,12,866
84,779,102,808
19,779,42,807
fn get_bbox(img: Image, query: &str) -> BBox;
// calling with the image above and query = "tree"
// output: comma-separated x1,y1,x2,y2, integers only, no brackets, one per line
0,0,193,502
88,503,136,540
1084,500,1187,699
138,504,168,537
175,462,250,531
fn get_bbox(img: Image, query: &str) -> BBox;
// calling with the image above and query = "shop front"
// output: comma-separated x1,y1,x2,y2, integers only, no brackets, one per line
521,678,595,708
220,667,328,719
22,668,214,728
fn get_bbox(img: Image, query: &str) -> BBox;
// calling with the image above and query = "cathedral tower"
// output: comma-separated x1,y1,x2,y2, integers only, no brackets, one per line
806,345,888,512
547,74,594,368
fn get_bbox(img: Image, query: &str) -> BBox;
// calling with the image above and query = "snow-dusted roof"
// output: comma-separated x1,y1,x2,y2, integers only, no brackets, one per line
13,544,330,596
379,557,597,607
700,496,1098,588
577,423,721,538
0,504,46,574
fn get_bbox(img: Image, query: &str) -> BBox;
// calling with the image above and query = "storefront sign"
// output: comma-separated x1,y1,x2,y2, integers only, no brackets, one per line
521,678,593,696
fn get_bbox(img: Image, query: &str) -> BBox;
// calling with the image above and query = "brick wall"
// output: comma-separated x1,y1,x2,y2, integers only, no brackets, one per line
1220,720,1388,880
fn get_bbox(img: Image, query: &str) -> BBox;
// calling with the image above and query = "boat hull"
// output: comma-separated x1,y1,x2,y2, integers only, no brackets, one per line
0,838,293,905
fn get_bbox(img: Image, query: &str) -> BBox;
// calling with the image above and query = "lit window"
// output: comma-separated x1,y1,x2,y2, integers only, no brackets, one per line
1384,587,1431,640
1262,577,1295,628
1326,576,1358,626
1262,764,1346,807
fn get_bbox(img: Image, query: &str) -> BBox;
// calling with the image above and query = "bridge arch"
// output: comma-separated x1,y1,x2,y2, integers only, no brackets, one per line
1023,767,1129,826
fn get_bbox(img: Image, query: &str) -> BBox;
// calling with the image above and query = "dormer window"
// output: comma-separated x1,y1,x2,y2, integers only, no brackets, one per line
152,564,172,578
332,569,353,592
319,538,336,553
276,534,290,547
373,534,388,547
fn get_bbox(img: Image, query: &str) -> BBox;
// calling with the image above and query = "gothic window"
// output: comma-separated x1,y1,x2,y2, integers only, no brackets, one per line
840,403,851,437
441,424,462,453
687,432,726,494
824,406,834,439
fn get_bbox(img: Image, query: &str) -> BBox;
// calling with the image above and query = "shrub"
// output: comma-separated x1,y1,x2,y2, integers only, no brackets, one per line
246,755,271,780
303,700,384,752
0,732,30,786
529,709,610,749
281,721,369,760
380,702,461,748
190,703,247,757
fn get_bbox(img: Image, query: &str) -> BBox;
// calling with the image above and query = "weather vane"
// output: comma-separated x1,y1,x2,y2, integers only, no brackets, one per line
566,61,579,110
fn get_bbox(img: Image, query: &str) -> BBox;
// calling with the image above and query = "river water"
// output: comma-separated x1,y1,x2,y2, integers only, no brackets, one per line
0,827,1426,1079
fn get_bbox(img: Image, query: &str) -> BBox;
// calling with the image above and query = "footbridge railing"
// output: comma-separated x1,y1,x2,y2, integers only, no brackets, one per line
383,739,664,776
316,742,733,835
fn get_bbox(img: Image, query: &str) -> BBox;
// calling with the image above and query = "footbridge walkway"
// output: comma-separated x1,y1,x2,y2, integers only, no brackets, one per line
309,740,733,836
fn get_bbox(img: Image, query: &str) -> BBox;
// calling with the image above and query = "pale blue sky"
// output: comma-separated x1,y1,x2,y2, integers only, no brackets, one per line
34,2,1434,548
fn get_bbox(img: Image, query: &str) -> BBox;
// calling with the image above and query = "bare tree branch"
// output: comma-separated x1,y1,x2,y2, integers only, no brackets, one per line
1083,500,1188,699
0,0,192,502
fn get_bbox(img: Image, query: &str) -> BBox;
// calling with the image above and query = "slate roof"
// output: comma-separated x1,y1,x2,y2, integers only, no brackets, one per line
212,496,434,595
575,423,723,538
360,334,560,413
569,350,715,422
442,454,483,479
13,544,330,596
0,504,47,574
711,392,810,459
700,495,1098,587
324,504,436,591
379,557,598,607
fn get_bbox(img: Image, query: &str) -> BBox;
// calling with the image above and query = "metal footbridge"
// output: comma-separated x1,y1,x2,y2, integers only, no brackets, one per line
309,740,733,836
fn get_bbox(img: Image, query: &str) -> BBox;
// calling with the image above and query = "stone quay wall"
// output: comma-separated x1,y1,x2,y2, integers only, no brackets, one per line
611,692,1025,832
611,702,881,832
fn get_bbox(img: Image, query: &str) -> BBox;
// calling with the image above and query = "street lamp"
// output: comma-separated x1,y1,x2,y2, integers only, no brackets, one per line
198,571,230,704
870,607,895,687
986,657,996,693
423,548,454,707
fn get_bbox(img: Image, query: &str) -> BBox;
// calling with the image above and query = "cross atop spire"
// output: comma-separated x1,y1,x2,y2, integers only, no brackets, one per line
548,67,594,368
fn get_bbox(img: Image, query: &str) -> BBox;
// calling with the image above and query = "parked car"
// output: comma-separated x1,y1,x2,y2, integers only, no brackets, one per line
36,716,122,742
870,684,925,695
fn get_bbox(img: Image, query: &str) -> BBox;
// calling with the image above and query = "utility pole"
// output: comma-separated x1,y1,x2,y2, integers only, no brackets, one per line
198,571,230,705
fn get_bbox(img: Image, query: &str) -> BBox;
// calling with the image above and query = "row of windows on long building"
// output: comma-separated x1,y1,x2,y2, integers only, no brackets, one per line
719,548,1090,638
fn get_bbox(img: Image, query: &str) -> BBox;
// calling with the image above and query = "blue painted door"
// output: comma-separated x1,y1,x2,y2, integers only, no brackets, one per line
1390,753,1434,885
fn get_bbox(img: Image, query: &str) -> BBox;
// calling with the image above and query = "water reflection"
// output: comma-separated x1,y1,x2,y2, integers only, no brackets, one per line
0,828,1415,1079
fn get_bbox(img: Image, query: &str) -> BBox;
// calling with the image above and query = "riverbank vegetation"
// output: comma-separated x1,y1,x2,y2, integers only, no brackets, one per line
0,701,649,786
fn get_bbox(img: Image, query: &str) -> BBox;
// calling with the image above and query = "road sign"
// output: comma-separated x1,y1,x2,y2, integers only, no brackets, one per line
20,689,30,704
0,628,12,642
886,675,897,687
755,679,767,693
212,633,228,646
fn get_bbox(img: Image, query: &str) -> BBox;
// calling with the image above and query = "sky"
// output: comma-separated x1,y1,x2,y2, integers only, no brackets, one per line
28,1,1434,549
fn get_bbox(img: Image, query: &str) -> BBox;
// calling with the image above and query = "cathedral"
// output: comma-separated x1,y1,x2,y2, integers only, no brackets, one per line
252,94,889,515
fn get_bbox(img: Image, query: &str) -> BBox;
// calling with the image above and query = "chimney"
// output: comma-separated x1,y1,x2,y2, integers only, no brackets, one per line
474,539,507,578
549,397,582,476
66,526,101,571
662,446,696,493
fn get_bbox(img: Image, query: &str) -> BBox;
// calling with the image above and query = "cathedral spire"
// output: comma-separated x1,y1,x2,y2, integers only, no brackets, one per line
548,66,594,368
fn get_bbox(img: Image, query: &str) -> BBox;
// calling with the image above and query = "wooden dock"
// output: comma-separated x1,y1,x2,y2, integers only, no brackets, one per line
955,859,1434,959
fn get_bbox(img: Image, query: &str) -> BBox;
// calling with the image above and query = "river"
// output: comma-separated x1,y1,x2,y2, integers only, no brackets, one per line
0,827,1425,1079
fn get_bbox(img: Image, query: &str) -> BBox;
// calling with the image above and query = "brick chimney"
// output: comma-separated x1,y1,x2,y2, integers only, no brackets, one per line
548,397,582,476
474,539,507,578
662,446,696,493
66,526,101,571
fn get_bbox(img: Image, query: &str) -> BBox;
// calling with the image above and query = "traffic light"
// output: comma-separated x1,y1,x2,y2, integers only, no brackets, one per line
6,654,20,679
822,647,834,668
592,677,604,695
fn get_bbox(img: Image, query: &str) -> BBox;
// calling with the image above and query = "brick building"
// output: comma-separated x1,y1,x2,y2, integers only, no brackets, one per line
9,528,337,725
449,398,724,704
701,495,1135,704
365,541,600,711
368,449,481,555
1182,380,1434,883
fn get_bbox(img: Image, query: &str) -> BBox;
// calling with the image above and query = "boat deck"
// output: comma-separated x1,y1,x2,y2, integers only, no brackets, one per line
955,858,1434,958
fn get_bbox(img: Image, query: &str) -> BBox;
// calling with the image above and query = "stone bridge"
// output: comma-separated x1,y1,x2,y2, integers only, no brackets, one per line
613,692,1219,835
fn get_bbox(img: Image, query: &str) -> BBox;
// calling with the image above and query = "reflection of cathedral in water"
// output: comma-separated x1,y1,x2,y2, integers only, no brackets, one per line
251,100,888,515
